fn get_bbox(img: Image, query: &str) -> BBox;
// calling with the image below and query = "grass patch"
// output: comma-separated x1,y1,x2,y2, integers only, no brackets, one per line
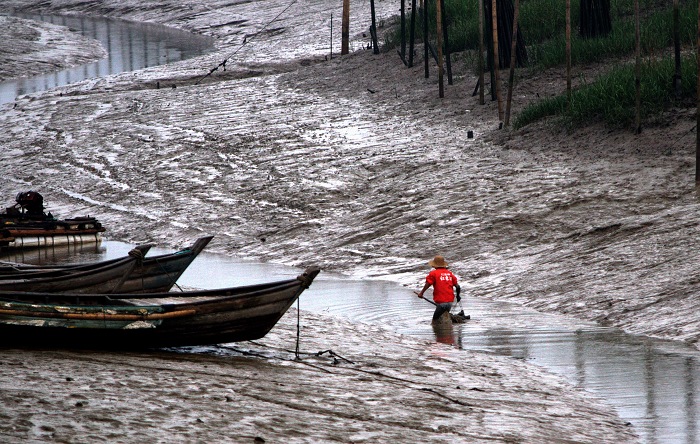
389,0,697,65
387,0,698,129
513,55,698,129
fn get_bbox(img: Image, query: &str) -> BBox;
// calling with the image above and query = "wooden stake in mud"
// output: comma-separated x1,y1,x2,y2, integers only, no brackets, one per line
491,0,503,122
504,0,521,127
673,0,682,97
409,0,417,67
478,0,485,104
436,0,445,97
401,0,407,61
370,0,379,54
341,0,350,55
330,13,333,59
440,0,453,85
566,0,572,109
424,0,430,78
696,0,700,184
634,0,641,134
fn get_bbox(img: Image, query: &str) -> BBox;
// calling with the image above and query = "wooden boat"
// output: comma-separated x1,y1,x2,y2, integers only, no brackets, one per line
0,191,106,249
0,266,320,348
0,236,214,293
0,247,147,293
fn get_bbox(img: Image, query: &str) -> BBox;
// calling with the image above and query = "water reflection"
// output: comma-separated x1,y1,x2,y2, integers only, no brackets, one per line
0,14,214,104
432,323,456,346
1,241,699,443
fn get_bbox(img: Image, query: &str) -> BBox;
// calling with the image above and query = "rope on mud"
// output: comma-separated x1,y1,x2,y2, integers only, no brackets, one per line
195,0,299,85
666,124,697,154
418,387,474,408
315,349,354,364
218,341,476,408
214,344,335,374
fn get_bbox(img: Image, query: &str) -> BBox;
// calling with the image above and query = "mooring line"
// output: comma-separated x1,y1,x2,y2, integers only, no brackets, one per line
225,342,477,408
195,0,300,85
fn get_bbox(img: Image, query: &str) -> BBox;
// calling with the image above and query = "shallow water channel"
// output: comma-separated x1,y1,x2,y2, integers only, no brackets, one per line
1,13,698,443
3,241,699,444
0,13,214,105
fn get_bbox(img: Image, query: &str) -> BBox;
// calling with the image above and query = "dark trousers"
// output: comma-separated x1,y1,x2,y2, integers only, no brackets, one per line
432,302,453,322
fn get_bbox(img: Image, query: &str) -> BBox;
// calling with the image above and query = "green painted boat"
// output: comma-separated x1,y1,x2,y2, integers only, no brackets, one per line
0,266,320,348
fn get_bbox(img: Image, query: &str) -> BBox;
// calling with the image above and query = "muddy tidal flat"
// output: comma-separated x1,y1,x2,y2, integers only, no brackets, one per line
0,0,697,441
0,310,637,443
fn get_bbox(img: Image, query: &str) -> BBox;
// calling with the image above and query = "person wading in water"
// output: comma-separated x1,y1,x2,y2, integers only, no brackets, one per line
415,255,461,324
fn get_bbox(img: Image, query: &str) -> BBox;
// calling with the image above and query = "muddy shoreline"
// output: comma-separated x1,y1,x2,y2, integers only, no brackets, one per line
1,0,696,349
0,0,694,441
0,310,637,443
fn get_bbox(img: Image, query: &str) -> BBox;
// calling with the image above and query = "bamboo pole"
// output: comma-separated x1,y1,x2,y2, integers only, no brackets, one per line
424,0,430,77
0,308,197,321
478,0,485,104
673,0,682,97
696,0,700,184
437,0,444,97
566,0,572,109
409,0,416,66
341,0,350,55
504,0,521,126
634,0,641,134
491,0,503,122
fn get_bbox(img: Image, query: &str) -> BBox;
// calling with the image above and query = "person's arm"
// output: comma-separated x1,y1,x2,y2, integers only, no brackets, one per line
416,281,431,298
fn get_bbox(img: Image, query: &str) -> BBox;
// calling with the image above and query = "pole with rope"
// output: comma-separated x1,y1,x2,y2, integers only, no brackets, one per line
196,0,299,85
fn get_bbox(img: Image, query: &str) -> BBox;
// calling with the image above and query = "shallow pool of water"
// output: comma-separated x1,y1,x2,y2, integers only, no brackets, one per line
0,14,214,105
2,241,699,443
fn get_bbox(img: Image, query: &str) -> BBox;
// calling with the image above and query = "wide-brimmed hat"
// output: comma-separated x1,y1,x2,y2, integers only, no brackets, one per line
428,255,448,268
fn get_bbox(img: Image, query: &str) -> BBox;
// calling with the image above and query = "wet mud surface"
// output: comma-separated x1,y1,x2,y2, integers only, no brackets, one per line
0,310,637,443
0,0,696,441
0,15,106,82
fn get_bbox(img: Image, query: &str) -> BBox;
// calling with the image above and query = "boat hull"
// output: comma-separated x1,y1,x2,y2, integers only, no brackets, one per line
0,266,320,348
0,236,213,294
0,191,107,249
0,232,103,249
0,254,139,293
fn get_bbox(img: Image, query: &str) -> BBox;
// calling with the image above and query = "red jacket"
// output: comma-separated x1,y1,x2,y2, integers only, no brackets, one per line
426,268,458,303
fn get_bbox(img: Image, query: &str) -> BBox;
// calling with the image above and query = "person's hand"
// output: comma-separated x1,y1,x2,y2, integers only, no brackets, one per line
414,290,423,298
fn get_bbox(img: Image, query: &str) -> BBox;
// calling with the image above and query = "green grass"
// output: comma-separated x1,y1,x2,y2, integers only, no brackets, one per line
388,0,699,129
390,0,697,64
513,55,698,129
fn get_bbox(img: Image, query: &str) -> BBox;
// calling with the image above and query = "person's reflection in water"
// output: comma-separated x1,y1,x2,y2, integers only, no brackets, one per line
432,322,456,345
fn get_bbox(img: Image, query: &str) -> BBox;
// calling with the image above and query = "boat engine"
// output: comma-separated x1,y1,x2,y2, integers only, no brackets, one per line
15,191,45,216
